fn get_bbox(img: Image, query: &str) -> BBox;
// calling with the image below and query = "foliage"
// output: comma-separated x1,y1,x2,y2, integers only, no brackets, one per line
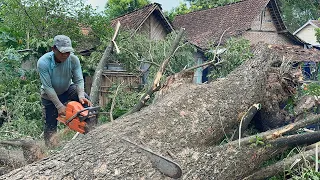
290,168,320,179
207,37,253,80
99,84,144,123
0,49,42,140
187,0,241,11
301,82,320,96
316,27,320,44
278,0,320,32
249,135,265,147
116,31,196,83
0,0,107,51
105,0,150,19
80,30,196,83
166,2,192,21
167,0,241,19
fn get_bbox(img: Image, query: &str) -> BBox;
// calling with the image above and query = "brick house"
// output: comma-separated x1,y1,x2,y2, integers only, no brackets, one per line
172,0,305,83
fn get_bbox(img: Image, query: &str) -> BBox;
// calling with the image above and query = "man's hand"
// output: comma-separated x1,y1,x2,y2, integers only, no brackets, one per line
58,106,66,116
79,98,92,107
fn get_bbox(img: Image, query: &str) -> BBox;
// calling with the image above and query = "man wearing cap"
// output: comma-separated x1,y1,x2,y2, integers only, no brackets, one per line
37,35,91,146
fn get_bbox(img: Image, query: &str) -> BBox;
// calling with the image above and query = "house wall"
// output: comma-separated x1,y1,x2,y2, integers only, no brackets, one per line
250,7,277,31
296,24,320,46
139,13,168,40
243,7,291,45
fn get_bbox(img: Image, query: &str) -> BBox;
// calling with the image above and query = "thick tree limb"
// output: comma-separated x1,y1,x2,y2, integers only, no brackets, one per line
243,147,320,180
127,28,185,115
270,131,320,147
90,21,121,106
237,114,320,147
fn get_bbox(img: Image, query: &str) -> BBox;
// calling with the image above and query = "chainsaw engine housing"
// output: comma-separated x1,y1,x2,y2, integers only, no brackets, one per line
56,101,100,134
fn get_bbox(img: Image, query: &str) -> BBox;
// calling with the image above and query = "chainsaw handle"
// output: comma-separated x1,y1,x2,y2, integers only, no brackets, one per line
65,106,100,124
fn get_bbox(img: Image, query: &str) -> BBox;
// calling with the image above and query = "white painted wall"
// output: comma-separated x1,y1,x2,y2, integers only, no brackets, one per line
296,24,320,46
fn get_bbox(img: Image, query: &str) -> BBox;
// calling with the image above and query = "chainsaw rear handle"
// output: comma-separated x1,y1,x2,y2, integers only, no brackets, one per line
65,106,100,125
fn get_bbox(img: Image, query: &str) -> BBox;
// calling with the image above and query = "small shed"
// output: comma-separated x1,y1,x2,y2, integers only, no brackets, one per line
85,63,141,107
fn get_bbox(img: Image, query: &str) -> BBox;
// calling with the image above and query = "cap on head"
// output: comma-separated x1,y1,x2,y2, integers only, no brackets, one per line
53,35,74,53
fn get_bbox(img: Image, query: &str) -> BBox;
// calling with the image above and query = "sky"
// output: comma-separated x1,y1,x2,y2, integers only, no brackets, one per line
85,0,183,13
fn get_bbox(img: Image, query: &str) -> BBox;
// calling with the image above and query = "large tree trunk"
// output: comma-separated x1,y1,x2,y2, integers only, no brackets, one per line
1,43,305,179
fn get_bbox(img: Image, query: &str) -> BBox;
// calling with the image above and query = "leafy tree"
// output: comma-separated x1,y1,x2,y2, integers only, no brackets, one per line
186,0,241,10
279,0,320,32
167,0,241,20
105,0,150,19
166,2,191,21
0,0,107,51
0,49,42,139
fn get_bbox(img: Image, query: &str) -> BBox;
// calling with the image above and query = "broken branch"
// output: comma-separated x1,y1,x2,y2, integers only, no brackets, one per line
90,21,121,106
126,28,185,115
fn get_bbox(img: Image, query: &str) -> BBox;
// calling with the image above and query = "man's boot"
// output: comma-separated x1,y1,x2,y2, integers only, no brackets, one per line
44,130,58,148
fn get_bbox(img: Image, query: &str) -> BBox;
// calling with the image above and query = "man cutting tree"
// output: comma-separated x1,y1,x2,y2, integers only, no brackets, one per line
37,35,92,147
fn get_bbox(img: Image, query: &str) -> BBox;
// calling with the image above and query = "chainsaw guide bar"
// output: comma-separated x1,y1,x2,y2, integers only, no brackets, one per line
122,138,182,179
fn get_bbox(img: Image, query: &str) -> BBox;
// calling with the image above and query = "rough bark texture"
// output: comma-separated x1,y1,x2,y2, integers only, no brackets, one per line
1,43,300,179
244,147,320,180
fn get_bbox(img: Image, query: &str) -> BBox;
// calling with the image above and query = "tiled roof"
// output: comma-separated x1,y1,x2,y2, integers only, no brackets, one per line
110,3,172,33
269,44,320,62
173,0,272,49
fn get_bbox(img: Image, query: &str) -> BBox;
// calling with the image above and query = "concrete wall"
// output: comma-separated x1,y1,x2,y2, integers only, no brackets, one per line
243,7,291,45
250,7,277,32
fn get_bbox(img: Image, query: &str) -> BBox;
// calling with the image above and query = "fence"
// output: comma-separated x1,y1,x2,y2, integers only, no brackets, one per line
85,69,142,107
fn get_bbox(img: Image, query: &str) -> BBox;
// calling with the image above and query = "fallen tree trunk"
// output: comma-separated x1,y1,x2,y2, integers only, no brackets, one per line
0,43,306,179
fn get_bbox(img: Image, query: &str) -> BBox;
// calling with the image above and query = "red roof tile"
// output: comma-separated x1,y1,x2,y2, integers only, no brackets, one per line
111,3,172,33
269,44,320,62
173,0,272,49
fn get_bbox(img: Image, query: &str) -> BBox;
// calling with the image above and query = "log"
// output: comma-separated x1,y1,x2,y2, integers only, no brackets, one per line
0,43,303,179
243,146,320,180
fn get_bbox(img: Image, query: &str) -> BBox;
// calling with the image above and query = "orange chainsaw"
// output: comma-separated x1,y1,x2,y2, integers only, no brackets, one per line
56,101,100,134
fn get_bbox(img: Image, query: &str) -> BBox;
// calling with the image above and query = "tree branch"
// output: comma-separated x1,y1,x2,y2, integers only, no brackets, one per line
90,21,121,106
126,28,185,115
109,82,123,121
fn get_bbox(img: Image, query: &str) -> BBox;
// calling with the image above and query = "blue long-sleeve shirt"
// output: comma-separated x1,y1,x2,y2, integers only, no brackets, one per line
37,51,85,109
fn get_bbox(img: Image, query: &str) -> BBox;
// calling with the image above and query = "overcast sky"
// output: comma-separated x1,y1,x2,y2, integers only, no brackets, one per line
85,0,183,12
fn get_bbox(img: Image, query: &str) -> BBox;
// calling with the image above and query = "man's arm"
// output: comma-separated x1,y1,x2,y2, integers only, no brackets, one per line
37,60,64,110
71,55,85,100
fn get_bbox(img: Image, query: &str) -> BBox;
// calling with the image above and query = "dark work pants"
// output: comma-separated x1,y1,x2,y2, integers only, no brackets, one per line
41,84,90,145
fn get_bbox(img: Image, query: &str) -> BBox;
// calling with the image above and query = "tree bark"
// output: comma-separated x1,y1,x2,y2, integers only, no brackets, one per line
0,43,305,179
243,146,320,180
